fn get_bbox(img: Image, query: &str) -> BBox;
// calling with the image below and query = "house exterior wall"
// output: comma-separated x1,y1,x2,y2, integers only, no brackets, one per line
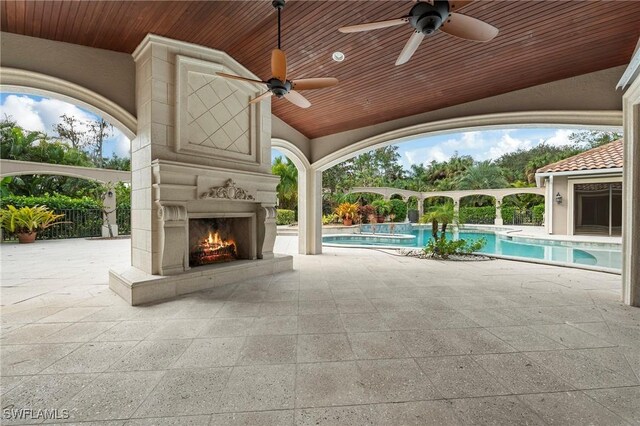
546,173,624,235
551,176,570,235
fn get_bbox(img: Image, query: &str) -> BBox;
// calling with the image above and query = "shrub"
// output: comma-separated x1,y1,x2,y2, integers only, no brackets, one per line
388,199,407,222
423,236,487,259
335,203,359,222
276,209,295,225
358,205,375,223
0,205,66,235
1,194,100,210
532,204,545,224
371,200,391,216
322,213,339,225
458,206,495,224
501,206,514,224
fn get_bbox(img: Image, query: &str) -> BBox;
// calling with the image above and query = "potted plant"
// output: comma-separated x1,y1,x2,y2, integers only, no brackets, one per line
0,205,66,243
371,200,391,223
334,202,359,226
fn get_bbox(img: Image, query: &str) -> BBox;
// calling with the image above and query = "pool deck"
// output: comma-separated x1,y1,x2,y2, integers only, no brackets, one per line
1,237,639,425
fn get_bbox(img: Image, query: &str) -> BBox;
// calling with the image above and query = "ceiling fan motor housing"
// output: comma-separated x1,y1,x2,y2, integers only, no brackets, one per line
267,78,292,98
409,0,450,35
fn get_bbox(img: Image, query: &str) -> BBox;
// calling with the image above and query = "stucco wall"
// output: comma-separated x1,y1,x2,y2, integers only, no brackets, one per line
272,115,311,161
0,32,136,116
310,66,625,164
551,176,570,235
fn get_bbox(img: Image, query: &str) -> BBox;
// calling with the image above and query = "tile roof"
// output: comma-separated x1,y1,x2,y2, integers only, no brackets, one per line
536,139,623,173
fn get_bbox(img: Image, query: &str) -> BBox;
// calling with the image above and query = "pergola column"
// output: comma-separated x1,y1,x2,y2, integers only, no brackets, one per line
494,197,504,226
622,67,640,307
453,198,460,226
418,198,424,219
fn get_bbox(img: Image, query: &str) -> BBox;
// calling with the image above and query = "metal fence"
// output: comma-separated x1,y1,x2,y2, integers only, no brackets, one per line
509,210,543,226
2,208,132,241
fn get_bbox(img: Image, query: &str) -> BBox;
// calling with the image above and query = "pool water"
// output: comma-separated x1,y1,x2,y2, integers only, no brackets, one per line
323,229,622,271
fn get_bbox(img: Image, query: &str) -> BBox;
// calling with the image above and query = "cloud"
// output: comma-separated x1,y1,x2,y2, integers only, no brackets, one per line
480,132,534,160
1,93,131,159
0,94,94,135
112,132,131,157
542,129,573,147
403,145,449,166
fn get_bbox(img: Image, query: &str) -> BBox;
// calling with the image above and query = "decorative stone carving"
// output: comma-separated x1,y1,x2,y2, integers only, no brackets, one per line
158,204,188,222
200,179,255,201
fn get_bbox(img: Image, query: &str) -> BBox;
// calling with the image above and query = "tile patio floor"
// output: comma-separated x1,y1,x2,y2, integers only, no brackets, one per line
1,237,639,425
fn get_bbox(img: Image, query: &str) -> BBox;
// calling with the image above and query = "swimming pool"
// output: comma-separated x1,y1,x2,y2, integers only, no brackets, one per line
323,228,622,272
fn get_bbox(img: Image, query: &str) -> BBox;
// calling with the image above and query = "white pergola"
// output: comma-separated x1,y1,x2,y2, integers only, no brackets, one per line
348,186,545,226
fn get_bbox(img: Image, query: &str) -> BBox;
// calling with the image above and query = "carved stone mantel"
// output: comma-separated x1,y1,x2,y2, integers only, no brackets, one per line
200,179,255,201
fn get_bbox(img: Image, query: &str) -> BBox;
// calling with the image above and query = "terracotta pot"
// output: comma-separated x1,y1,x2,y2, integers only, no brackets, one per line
17,232,37,244
342,218,353,226
376,215,386,223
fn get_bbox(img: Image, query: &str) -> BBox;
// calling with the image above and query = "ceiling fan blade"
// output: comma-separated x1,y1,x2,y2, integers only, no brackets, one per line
291,78,339,90
339,18,407,33
249,91,273,104
216,72,266,85
272,48,287,81
448,0,474,12
284,90,311,108
395,31,425,66
441,12,499,42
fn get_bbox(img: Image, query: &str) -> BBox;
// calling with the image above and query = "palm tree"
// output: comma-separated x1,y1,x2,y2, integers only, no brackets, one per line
458,161,508,190
272,156,298,210
420,203,455,241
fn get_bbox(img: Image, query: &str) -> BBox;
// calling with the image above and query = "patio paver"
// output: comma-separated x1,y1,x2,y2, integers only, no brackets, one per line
1,237,638,425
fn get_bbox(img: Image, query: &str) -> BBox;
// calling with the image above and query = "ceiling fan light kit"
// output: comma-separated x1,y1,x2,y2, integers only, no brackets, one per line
215,0,338,109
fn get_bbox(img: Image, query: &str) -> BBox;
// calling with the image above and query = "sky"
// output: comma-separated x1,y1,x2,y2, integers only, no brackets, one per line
273,127,592,170
1,92,604,171
0,92,130,157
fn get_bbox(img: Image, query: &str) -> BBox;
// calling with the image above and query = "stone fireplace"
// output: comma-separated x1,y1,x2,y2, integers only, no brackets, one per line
109,35,293,305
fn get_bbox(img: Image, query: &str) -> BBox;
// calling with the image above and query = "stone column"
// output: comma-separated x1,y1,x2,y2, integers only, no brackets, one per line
622,71,640,307
296,165,308,255
494,197,503,226
303,168,323,254
418,197,424,219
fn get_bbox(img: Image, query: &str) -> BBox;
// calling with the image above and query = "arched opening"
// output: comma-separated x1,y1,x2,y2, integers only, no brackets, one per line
1,88,133,241
501,193,546,226
271,138,310,254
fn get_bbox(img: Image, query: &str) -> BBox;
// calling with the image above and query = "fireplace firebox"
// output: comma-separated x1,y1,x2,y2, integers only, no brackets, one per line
188,217,255,267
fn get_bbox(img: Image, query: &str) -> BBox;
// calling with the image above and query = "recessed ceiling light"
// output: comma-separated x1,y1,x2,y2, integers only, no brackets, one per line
332,51,345,62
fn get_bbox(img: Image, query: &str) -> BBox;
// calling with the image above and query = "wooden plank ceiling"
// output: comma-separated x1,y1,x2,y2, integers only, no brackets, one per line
2,0,640,139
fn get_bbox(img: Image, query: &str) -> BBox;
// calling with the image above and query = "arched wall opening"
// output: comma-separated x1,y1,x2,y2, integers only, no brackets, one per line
1,74,136,240
271,138,311,254
1,68,137,140
312,111,622,172
310,116,622,257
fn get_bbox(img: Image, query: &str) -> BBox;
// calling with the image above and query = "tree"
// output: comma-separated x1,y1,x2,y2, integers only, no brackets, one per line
54,114,86,150
420,203,455,241
86,119,113,167
272,156,298,210
458,161,508,190
569,130,622,149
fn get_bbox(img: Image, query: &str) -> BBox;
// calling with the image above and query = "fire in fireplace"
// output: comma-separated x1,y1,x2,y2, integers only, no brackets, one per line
189,219,239,266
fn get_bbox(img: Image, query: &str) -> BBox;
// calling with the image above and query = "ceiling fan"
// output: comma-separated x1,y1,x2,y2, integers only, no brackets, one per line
339,0,499,66
216,0,338,108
